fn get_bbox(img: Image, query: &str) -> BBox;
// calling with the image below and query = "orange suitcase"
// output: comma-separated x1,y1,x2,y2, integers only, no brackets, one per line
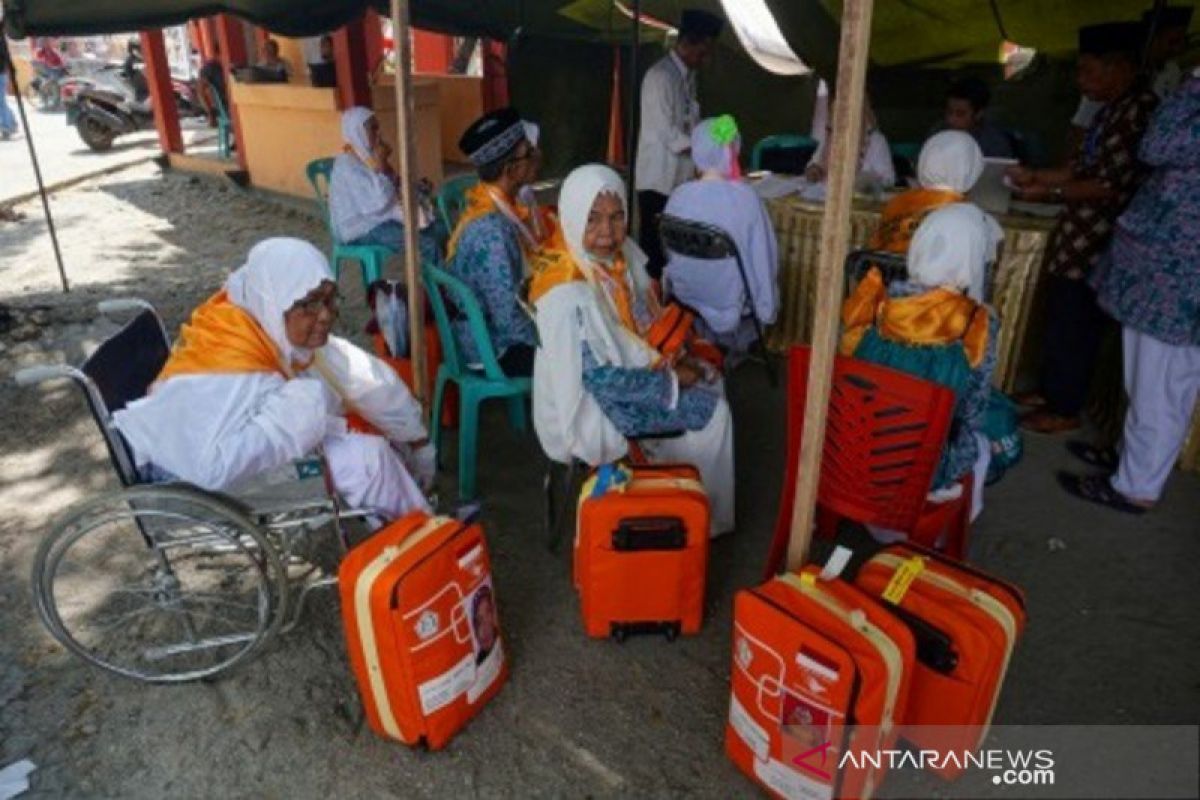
338,513,508,750
726,566,915,800
853,543,1025,778
574,463,709,640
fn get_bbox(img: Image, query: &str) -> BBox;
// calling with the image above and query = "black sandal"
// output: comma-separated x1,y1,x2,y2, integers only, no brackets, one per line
1065,441,1118,472
1057,472,1148,515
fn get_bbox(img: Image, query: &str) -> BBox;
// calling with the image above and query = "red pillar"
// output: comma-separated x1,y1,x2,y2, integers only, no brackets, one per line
140,30,184,154
481,40,508,112
412,30,453,73
333,17,372,110
215,14,249,168
364,10,385,75
253,26,270,56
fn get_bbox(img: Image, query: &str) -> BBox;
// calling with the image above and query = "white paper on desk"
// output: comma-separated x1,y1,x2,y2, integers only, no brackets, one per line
750,174,807,200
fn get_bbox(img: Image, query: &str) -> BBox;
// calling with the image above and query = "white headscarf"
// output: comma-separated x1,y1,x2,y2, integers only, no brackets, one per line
225,238,334,367
907,203,991,302
341,106,375,165
691,116,742,179
917,130,984,193
558,164,649,275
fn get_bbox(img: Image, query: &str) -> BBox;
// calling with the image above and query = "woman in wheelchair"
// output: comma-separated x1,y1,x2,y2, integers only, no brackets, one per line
662,115,780,355
840,204,1000,518
529,164,735,537
114,238,436,522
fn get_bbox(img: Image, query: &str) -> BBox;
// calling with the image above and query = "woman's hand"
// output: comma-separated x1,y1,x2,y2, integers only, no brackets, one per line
1005,165,1036,188
674,361,703,388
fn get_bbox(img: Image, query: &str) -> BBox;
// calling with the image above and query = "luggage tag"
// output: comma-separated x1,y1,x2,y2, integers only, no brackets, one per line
881,556,926,604
590,462,632,498
818,546,854,582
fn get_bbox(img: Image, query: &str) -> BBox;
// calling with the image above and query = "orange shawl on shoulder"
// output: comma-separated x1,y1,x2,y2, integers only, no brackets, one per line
156,290,287,383
870,188,963,254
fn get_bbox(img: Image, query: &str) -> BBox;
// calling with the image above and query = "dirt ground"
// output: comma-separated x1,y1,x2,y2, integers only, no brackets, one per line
1,165,1197,798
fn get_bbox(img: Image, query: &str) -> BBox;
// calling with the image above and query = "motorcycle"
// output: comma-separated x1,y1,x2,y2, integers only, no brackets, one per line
66,57,205,152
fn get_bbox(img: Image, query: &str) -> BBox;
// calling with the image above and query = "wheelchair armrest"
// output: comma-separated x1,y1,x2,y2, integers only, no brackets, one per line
14,364,78,387
97,298,156,319
634,430,686,441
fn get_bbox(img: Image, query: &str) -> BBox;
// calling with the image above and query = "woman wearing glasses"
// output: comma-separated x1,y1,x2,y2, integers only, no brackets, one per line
114,238,436,523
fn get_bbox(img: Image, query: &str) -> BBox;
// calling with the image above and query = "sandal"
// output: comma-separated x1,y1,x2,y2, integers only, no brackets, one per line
1057,472,1149,515
1065,441,1118,472
1011,390,1046,408
1020,409,1081,435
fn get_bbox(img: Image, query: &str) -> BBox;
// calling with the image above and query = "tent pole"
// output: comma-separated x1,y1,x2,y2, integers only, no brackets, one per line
785,0,875,572
390,0,428,408
4,39,69,294
627,0,641,210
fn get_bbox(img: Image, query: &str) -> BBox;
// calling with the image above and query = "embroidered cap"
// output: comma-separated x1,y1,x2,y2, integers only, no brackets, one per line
1078,21,1143,57
459,107,531,167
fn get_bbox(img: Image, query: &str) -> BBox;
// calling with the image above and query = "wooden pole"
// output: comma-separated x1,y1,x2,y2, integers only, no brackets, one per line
785,0,875,571
390,0,428,407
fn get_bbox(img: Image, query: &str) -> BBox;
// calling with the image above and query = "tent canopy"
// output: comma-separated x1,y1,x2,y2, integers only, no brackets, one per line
6,0,1192,69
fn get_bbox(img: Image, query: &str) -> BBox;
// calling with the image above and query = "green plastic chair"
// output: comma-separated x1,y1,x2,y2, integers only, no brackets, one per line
422,262,532,501
749,134,817,171
436,173,479,233
205,79,233,160
890,141,921,162
305,157,390,291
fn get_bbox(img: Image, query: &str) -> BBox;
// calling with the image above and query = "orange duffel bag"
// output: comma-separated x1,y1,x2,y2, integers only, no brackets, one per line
338,513,508,750
574,463,709,640
853,542,1026,779
726,566,915,800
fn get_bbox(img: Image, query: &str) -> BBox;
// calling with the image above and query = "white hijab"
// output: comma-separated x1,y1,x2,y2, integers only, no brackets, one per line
225,238,334,368
917,130,984,193
558,164,653,294
341,106,375,165
907,203,990,302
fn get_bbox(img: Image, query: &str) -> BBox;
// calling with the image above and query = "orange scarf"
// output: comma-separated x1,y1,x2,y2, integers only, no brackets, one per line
527,225,583,303
156,290,288,383
592,255,641,334
840,267,989,367
446,182,543,260
870,188,963,253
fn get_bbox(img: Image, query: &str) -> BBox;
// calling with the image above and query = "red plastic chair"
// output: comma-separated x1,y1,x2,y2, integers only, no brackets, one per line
765,346,973,577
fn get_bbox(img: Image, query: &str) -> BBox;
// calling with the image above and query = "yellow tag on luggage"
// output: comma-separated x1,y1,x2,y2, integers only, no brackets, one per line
881,556,925,604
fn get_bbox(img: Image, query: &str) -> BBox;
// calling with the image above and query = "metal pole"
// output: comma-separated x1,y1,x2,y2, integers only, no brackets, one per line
390,0,428,408
785,0,875,571
4,38,69,293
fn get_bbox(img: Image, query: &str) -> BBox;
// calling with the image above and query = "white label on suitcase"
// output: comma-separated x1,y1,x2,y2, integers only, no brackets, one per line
417,653,474,716
753,756,832,800
729,695,770,762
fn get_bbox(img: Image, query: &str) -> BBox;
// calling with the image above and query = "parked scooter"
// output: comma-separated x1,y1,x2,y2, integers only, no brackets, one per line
66,46,203,152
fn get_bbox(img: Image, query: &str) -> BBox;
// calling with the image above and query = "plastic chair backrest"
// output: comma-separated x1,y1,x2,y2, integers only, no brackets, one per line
845,248,908,294
750,134,817,172
80,309,172,485
658,214,738,261
768,345,955,567
305,157,336,235
421,263,510,382
437,173,480,232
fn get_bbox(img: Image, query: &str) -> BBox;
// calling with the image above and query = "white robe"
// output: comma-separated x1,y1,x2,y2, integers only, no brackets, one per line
532,281,736,536
114,335,430,520
328,152,403,244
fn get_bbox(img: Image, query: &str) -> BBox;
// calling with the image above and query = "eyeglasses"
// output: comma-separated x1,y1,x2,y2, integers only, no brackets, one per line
291,291,340,317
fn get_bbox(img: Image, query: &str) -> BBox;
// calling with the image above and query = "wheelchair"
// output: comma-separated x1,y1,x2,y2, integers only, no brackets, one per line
15,299,373,684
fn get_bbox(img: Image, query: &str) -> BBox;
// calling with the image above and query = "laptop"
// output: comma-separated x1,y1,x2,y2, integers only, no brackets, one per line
968,157,1018,215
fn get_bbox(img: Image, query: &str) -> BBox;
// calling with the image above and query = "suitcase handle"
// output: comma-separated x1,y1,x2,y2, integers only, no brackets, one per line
611,517,686,551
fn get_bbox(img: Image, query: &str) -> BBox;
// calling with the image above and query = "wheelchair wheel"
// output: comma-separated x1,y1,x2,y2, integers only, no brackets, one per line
32,485,289,683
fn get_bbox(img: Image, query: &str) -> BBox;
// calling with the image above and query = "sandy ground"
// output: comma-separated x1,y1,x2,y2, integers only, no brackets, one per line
0,164,1198,798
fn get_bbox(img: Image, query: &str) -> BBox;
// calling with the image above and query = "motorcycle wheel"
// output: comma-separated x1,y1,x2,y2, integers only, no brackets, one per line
77,115,115,152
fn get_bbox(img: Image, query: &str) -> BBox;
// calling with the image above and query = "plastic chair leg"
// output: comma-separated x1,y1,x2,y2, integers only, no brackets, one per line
328,252,342,282
506,396,528,433
430,374,449,469
361,255,384,292
457,387,481,501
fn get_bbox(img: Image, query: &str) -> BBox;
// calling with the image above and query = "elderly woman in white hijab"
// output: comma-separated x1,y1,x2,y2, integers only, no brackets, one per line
871,130,1002,267
530,165,736,536
841,204,1001,517
662,115,779,356
114,238,436,522
328,106,440,263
